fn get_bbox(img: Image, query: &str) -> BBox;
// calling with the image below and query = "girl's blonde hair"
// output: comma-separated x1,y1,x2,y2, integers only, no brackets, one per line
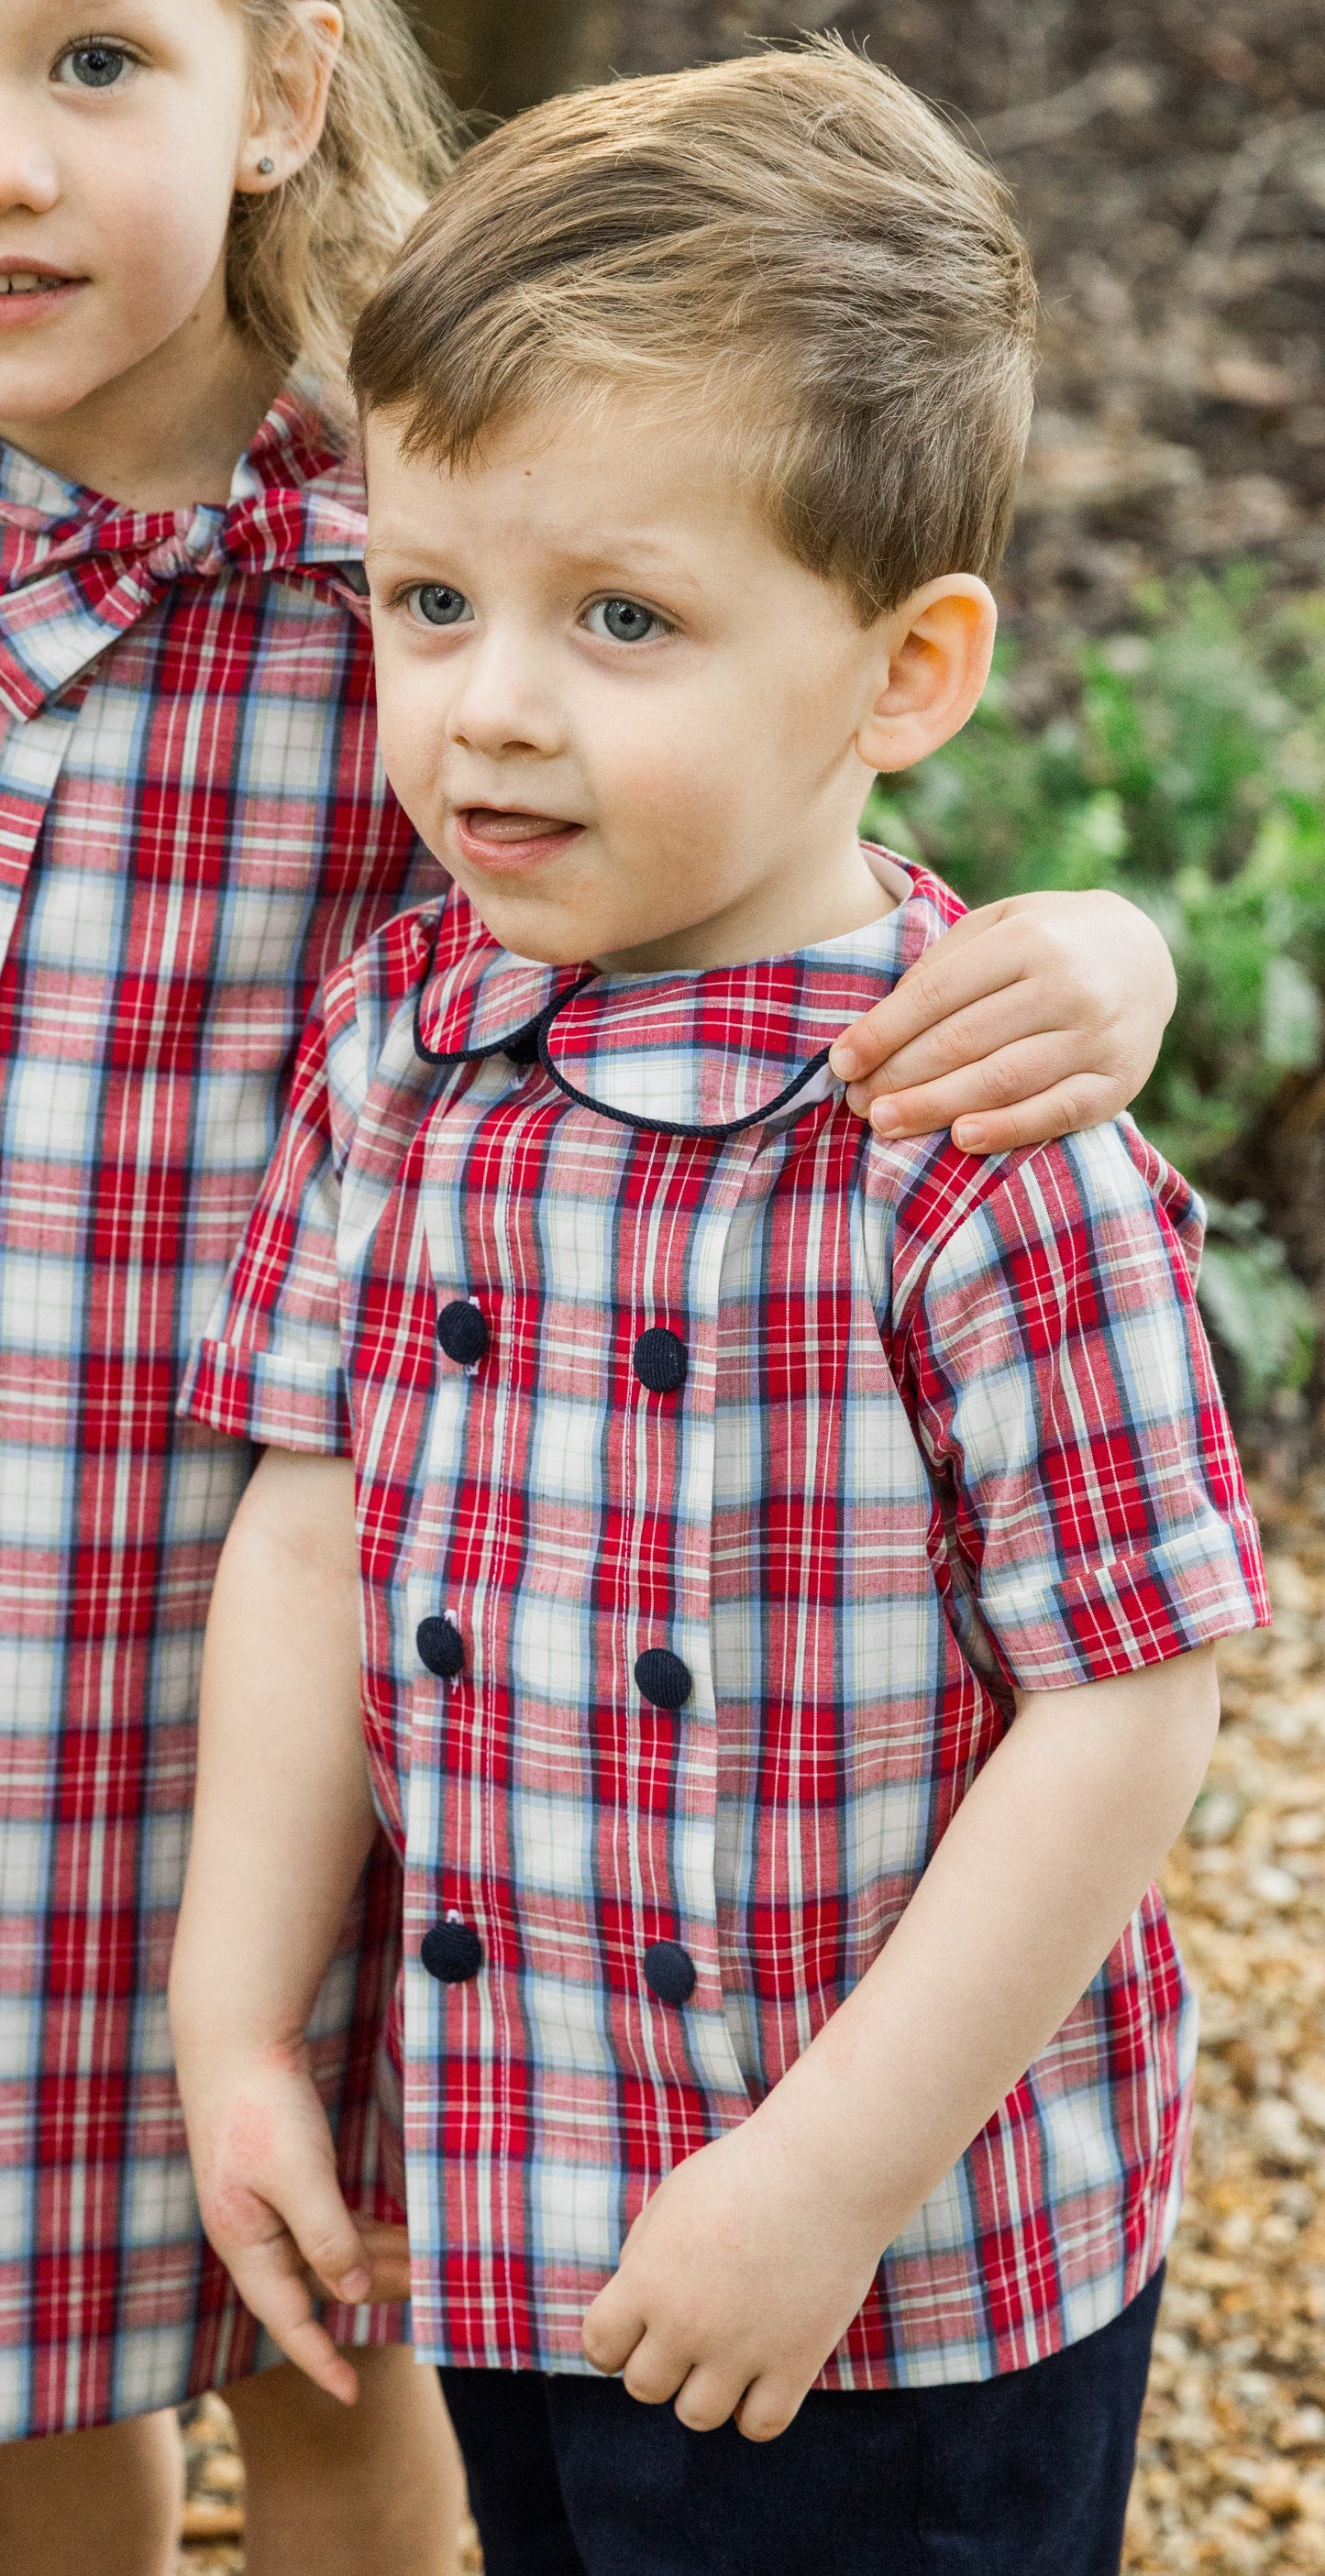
229,1,460,394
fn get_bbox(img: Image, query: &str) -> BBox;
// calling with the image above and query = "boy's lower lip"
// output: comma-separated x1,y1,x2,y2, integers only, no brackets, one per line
453,809,584,873
0,280,85,329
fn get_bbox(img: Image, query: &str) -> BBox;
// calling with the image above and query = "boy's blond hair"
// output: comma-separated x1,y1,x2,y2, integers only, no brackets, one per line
231,0,460,392
350,40,1037,616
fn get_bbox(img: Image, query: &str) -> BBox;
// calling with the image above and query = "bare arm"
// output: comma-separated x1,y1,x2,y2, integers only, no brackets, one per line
582,1646,1219,2438
828,890,1176,1152
170,1447,387,2406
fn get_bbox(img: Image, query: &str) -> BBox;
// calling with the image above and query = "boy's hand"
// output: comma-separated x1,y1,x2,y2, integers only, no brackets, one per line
828,889,1176,1153
187,2042,403,2406
580,2107,884,2442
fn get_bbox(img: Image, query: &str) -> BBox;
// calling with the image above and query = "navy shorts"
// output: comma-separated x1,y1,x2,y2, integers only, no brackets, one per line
440,2262,1163,2575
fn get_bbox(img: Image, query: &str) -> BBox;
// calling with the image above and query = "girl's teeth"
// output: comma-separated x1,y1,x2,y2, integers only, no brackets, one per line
0,279,52,294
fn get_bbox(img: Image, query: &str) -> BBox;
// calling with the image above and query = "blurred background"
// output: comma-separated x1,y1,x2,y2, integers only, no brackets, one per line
178,14,1325,2575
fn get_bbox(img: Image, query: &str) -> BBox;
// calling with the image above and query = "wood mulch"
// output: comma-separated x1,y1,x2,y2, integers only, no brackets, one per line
175,1481,1325,2573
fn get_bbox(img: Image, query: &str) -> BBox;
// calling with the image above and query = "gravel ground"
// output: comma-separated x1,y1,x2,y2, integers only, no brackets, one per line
1123,1483,1325,2572
174,1481,1325,2571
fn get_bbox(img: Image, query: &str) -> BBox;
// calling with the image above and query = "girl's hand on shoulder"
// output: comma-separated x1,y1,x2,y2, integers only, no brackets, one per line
829,889,1176,1154
580,2106,885,2443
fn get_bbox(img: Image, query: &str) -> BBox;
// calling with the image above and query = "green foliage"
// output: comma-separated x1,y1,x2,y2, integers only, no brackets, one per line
864,573,1325,1396
1197,1201,1316,1404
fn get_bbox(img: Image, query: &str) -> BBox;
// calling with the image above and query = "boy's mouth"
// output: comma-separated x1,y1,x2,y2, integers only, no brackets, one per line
453,808,584,873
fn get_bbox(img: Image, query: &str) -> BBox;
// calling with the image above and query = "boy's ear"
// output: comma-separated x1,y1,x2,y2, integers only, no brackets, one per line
856,576,998,776
238,3,344,197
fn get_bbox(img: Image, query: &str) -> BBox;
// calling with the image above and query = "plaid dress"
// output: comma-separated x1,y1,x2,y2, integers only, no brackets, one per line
186,857,1268,2390
0,391,431,2438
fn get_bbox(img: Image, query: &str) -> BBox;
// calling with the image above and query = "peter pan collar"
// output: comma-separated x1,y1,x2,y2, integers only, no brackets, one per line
414,850,962,1138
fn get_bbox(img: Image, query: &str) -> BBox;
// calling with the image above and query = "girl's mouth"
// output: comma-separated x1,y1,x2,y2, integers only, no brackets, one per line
0,271,85,326
453,809,584,873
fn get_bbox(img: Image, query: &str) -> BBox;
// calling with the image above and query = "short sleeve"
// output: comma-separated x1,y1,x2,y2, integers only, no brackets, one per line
180,987,349,1454
895,1121,1269,1690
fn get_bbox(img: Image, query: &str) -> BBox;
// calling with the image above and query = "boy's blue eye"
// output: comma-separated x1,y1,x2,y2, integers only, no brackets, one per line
58,42,133,89
409,585,472,629
586,599,664,644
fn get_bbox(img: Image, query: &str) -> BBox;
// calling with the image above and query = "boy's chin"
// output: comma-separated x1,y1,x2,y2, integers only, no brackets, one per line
456,885,592,970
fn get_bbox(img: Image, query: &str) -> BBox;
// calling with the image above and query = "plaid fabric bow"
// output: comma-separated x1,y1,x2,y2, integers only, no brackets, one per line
0,389,369,721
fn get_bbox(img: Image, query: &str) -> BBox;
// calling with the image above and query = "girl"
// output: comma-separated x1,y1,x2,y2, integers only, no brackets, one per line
0,5,1176,2573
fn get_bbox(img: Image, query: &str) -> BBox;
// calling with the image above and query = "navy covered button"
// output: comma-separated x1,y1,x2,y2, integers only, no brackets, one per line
633,1327,687,1393
643,1940,697,2006
635,1648,692,1709
421,1919,483,1984
417,1614,465,1679
436,1300,490,1366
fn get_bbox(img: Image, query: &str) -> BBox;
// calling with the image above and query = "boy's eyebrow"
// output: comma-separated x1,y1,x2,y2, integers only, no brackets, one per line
364,523,709,600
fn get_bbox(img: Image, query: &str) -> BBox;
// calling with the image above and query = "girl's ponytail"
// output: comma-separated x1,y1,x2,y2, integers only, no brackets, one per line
230,1,462,399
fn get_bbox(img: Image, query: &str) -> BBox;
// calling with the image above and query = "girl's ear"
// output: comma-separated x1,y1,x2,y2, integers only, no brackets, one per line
237,3,345,197
856,576,998,776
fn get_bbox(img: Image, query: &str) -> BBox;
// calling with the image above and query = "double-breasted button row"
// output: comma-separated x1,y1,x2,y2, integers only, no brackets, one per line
420,1921,698,2008
437,1306,691,1395
415,1619,691,1713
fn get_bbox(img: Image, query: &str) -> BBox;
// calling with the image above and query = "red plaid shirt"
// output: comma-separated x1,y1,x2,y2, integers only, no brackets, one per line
0,391,430,2437
187,857,1267,2387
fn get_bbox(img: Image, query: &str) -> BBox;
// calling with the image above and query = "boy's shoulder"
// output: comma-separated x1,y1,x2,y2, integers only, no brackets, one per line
860,1110,1204,1344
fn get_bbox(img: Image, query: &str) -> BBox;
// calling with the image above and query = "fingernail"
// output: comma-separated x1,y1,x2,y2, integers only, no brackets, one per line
338,2265,372,2302
954,1120,986,1152
869,1101,901,1136
829,1042,861,1079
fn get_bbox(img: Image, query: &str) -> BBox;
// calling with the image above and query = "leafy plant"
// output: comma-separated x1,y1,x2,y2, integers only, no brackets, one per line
864,574,1325,1398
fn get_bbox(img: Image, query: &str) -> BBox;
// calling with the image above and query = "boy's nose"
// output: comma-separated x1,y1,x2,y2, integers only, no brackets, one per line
444,635,563,762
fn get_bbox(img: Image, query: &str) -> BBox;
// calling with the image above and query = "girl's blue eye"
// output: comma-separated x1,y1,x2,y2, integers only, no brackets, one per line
587,599,664,644
409,584,472,629
58,42,133,89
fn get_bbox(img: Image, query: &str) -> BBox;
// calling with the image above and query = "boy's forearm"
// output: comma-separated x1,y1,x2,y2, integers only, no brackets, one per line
760,1647,1219,2237
170,1448,374,2064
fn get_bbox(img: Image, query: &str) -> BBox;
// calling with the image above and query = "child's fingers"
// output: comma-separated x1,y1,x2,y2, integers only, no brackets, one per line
844,985,1077,1111
278,2321,360,2408
828,911,1027,1083
580,2276,647,2377
671,2361,751,2433
352,2218,413,2302
620,2331,692,2407
864,1051,1120,1147
950,1076,1122,1155
733,2370,807,2445
290,2185,373,2306
224,2234,361,2405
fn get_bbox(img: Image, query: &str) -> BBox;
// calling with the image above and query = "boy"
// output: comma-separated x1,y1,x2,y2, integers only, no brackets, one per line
170,45,1266,2574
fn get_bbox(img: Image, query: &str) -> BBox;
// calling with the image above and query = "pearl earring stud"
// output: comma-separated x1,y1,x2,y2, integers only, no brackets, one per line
257,156,275,175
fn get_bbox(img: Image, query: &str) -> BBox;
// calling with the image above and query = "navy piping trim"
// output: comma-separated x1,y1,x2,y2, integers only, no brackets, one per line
411,909,592,1066
535,982,838,1139
410,920,845,1138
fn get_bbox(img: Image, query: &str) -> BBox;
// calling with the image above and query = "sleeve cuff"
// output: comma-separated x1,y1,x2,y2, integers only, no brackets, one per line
979,1503,1271,1691
181,1336,350,1456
